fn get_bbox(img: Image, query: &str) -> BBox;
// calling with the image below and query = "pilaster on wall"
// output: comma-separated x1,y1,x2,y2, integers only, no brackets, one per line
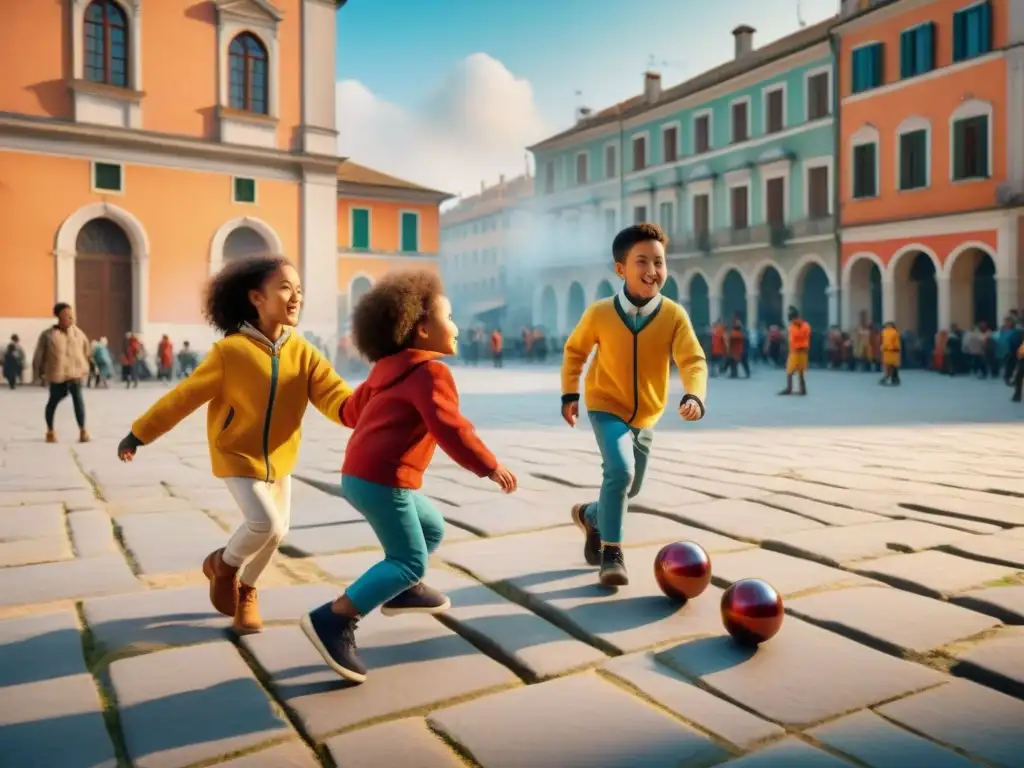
1007,48,1024,193
936,276,951,330
300,170,340,349
826,287,839,326
301,0,340,156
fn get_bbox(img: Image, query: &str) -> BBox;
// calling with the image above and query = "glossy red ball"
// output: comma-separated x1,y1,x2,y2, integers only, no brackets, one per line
654,541,711,603
720,578,784,646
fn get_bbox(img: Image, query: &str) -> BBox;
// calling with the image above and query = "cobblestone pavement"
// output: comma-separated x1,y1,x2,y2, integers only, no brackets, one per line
1,366,1023,767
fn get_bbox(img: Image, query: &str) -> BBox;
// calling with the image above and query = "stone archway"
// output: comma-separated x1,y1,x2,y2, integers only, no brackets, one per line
566,281,586,329
538,285,557,331
688,273,710,328
74,218,134,345
223,226,271,261
349,275,373,310
209,217,284,276
662,276,679,303
892,249,939,337
846,254,883,326
720,269,747,324
756,266,783,328
795,262,830,332
947,245,997,329
596,279,615,300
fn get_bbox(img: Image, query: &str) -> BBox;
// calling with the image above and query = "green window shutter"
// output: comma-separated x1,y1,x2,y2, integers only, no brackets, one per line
953,11,966,61
871,43,884,88
953,121,966,180
351,209,369,249
899,31,913,78
974,116,990,177
233,177,256,203
401,212,419,252
94,163,122,192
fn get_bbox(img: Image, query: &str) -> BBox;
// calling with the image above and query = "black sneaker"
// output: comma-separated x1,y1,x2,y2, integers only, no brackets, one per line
380,583,451,616
300,603,367,683
571,503,602,566
599,545,629,587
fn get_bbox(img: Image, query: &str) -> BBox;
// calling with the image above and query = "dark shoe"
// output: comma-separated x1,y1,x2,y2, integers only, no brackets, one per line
381,583,451,616
571,503,602,566
599,545,629,587
777,389,792,396
201,548,238,617
301,603,366,683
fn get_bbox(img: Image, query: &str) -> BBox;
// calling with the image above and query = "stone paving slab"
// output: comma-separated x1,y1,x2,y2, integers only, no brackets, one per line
718,738,855,766
215,740,321,767
786,586,1001,654
242,617,519,738
601,652,785,749
115,510,227,574
659,474,772,500
0,504,66,539
952,627,1024,696
109,640,294,768
893,509,1002,534
0,535,73,567
807,709,981,768
942,534,1024,569
285,520,477,557
764,520,976,566
904,496,1024,527
67,510,118,558
428,672,730,768
757,494,888,527
420,477,503,506
954,585,1024,623
324,718,463,768
851,551,1021,597
658,499,826,542
107,497,199,517
627,480,718,513
434,494,575,536
0,489,97,508
708,547,874,597
657,617,944,727
0,610,88,687
0,555,142,607
876,679,1024,768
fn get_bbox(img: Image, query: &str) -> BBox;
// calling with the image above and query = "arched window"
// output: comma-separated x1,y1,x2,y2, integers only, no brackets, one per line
228,33,269,114
84,1,129,88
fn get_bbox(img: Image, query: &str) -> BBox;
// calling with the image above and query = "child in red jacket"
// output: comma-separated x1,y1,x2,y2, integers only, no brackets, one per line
301,270,517,683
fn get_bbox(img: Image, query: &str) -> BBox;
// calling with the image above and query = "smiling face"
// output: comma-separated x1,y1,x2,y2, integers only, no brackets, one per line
614,239,667,300
413,294,459,356
250,263,303,329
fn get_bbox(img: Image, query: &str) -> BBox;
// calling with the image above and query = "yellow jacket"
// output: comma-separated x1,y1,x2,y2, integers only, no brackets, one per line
561,296,707,428
131,326,352,481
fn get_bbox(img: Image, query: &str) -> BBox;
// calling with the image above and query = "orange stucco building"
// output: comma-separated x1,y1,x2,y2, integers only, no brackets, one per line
0,0,449,358
835,0,1024,335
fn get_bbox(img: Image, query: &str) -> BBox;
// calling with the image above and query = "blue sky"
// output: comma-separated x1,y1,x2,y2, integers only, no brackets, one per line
337,0,840,133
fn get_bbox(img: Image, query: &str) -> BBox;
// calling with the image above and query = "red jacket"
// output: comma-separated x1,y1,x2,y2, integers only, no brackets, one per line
340,348,497,489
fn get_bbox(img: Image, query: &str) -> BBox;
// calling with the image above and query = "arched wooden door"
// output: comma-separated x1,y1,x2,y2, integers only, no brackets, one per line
74,218,133,344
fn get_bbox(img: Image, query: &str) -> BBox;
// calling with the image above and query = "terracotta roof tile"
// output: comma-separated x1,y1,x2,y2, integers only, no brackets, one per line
336,161,452,198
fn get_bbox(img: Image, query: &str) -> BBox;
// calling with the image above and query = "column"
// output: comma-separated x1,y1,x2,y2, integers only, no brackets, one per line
675,183,686,239
300,169,340,351
882,277,896,324
997,277,1020,321
782,289,796,319
746,291,759,327
300,0,341,156
997,217,1020,320
936,275,951,330
827,287,839,326
710,293,722,321
133,253,150,339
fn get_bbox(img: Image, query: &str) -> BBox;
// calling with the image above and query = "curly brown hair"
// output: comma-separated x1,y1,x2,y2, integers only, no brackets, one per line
203,255,291,334
351,270,444,362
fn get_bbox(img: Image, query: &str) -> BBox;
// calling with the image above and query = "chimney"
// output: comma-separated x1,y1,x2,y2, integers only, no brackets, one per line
732,25,755,58
575,105,593,124
499,174,505,195
644,71,661,103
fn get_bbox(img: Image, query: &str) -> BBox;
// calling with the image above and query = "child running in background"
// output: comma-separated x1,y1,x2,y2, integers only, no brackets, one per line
116,256,354,634
561,223,708,587
880,321,902,386
301,270,517,683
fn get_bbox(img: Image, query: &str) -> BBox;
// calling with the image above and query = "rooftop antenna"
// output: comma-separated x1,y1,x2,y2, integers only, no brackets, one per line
797,0,807,28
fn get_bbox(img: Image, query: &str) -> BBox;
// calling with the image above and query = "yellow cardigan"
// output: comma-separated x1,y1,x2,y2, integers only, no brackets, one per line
561,297,708,428
131,331,352,481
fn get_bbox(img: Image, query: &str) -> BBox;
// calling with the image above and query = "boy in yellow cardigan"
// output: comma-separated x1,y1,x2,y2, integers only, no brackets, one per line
560,223,708,586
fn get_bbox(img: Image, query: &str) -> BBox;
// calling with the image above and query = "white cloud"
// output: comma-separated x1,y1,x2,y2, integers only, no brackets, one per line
336,53,548,199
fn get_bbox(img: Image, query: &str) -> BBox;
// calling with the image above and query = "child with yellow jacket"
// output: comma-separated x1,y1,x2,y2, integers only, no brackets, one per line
116,256,354,634
560,224,708,586
880,322,901,386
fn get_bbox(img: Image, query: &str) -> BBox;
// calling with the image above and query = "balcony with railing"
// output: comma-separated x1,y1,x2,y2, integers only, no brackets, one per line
789,216,836,238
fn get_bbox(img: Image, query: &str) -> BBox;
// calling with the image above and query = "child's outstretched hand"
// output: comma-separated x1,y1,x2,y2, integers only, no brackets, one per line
488,464,518,493
561,401,578,427
117,434,140,463
679,399,703,421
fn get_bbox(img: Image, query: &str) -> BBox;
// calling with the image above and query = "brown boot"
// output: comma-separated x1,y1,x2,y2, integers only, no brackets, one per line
201,548,238,616
79,429,90,443
233,583,263,635
45,431,57,443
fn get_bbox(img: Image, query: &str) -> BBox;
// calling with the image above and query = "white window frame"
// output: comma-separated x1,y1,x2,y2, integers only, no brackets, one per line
804,65,833,121
949,99,994,182
688,180,714,236
802,156,834,218
729,96,752,144
349,206,372,249
231,175,258,204
895,116,932,191
850,125,881,199
602,206,618,237
691,109,713,154
399,210,421,253
603,141,618,179
631,204,648,225
657,199,675,234
630,131,650,171
661,121,682,163
90,161,125,195
762,83,787,134
724,169,752,230
216,10,282,119
760,162,790,225
575,150,589,185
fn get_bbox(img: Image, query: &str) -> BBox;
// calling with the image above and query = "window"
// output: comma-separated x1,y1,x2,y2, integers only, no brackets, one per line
659,201,673,235
851,43,884,94
953,1,993,62
604,209,617,239
852,143,878,198
228,33,269,114
953,115,990,180
84,1,129,88
731,100,749,143
900,23,935,78
92,162,123,193
576,152,588,185
694,114,710,153
899,129,928,190
730,186,749,230
632,136,647,171
807,72,830,120
633,205,647,224
400,212,419,252
663,126,679,163
765,88,784,133
808,166,830,218
604,144,617,178
351,208,370,249
233,177,256,203
692,194,710,235
766,178,785,226
544,161,554,193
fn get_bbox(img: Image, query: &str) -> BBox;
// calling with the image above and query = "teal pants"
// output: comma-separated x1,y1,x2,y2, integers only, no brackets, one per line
584,411,653,544
341,474,446,616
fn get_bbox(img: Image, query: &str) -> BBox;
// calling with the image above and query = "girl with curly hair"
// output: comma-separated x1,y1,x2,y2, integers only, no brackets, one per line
116,256,355,634
301,269,517,683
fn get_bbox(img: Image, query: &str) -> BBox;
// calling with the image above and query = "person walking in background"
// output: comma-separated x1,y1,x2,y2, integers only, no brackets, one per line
92,337,113,387
157,335,174,382
779,306,810,396
32,303,91,443
3,334,25,389
122,332,141,387
177,341,198,378
490,327,503,368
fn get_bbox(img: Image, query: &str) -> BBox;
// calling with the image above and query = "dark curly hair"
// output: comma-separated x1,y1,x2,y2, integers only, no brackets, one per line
612,223,668,263
203,255,291,334
351,270,444,362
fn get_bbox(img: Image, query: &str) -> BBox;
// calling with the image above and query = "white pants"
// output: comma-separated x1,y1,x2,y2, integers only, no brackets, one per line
221,475,292,586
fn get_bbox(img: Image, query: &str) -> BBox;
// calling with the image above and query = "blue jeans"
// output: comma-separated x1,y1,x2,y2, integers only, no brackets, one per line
341,475,446,616
584,411,653,544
